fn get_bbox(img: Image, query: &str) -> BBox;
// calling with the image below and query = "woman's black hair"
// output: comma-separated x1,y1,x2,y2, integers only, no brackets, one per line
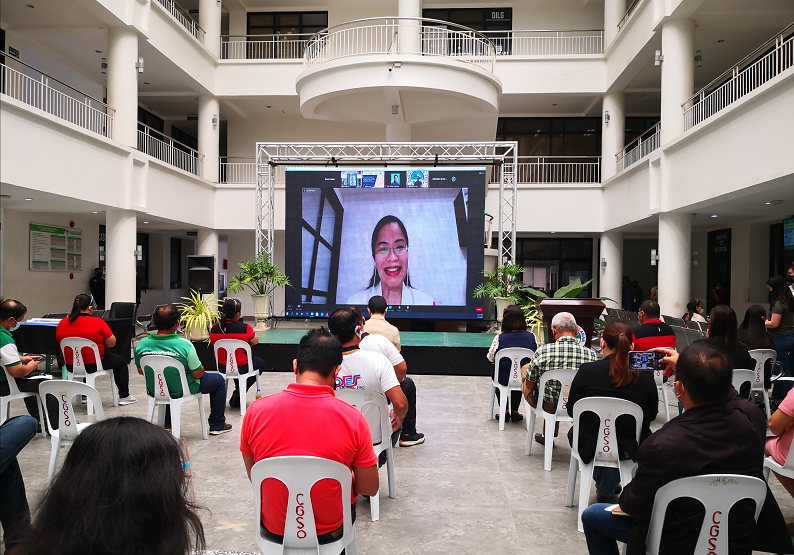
707,305,738,344
501,305,528,333
768,275,794,312
738,304,774,351
683,299,702,320
18,417,205,555
366,215,413,289
68,293,93,323
220,298,242,332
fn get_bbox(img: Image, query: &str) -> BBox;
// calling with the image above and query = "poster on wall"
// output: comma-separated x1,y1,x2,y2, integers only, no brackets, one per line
29,223,82,272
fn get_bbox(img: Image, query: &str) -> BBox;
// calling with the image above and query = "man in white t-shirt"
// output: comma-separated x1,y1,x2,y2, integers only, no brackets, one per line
329,308,408,453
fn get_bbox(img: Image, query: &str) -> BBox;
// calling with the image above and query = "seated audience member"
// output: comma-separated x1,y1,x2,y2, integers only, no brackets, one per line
0,415,38,552
765,275,794,403
364,295,401,351
55,293,137,405
135,304,232,435
738,304,776,388
682,299,706,323
649,285,658,302
766,385,794,533
693,305,755,372
631,301,675,352
486,304,537,423
0,300,58,432
789,263,794,294
17,417,205,554
566,322,658,504
240,329,378,542
523,312,598,445
581,343,793,555
209,298,266,408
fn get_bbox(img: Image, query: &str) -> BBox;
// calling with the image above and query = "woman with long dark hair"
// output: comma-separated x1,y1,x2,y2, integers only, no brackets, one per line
682,299,706,323
55,293,136,405
347,215,433,305
693,305,755,371
486,304,537,423
739,304,776,351
17,417,205,555
566,322,658,503
766,275,794,401
209,298,266,408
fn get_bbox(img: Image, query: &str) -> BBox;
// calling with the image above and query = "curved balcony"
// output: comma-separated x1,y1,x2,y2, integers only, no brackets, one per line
296,18,501,128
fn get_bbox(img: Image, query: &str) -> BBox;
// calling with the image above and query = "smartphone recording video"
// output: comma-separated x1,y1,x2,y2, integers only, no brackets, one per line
628,351,665,371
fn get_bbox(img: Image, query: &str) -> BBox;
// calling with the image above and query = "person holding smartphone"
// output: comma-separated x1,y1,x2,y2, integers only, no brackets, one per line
0,300,60,432
566,322,658,504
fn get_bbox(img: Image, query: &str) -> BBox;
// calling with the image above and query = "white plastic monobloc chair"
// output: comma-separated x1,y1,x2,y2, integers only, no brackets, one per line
732,369,755,400
653,369,671,422
250,456,358,555
213,338,261,416
335,388,395,522
140,355,208,440
645,474,766,555
488,347,534,431
524,367,578,471
748,349,778,420
59,337,118,415
38,380,105,483
0,365,48,436
565,396,643,532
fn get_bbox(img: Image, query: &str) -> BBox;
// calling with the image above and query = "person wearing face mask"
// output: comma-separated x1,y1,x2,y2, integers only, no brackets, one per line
788,263,794,295
0,300,60,432
766,275,794,403
682,299,706,323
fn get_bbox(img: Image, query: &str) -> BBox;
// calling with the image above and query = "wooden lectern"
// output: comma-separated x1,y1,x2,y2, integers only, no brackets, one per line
538,298,606,348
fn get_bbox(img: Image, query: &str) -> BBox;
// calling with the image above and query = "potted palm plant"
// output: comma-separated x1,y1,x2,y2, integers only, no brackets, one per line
472,263,528,323
226,252,292,330
177,289,221,342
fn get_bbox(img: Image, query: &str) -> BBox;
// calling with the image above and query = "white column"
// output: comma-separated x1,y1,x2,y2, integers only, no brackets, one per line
197,228,220,296
105,209,138,304
398,0,421,53
107,27,138,148
660,18,695,144
198,95,220,182
601,91,625,180
599,231,623,309
386,123,411,142
603,0,626,49
199,0,221,58
657,212,691,318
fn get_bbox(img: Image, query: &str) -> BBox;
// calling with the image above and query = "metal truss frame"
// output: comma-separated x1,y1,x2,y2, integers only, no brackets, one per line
255,141,518,264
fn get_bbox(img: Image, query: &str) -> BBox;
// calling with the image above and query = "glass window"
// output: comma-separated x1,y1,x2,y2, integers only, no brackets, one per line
561,239,592,259
521,240,559,259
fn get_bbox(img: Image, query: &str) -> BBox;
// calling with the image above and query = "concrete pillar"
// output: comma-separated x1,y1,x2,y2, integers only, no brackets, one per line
386,123,411,142
599,231,623,309
199,0,221,58
105,209,138,304
197,228,220,296
660,18,695,144
601,92,625,180
198,95,220,182
657,212,691,318
398,0,421,53
603,0,626,49
107,27,138,148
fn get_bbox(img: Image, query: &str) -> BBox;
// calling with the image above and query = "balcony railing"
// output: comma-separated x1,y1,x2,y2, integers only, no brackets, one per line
481,30,603,56
618,0,641,31
1,55,113,138
220,34,312,60
138,122,203,176
304,17,496,72
219,157,256,183
616,122,660,170
153,0,205,43
489,157,601,184
683,23,794,131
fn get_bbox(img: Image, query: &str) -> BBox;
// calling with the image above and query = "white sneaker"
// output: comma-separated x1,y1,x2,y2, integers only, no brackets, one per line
118,395,138,406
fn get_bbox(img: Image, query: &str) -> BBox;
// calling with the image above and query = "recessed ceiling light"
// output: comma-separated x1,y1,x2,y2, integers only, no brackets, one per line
143,221,149,224
550,231,556,234
552,103,557,106
25,197,33,201
766,199,784,205
26,4,34,7
717,39,725,43
95,50,102,53
266,105,272,108
93,211,98,214
711,214,718,218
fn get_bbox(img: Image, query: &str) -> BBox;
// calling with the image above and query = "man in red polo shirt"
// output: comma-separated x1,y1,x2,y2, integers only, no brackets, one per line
240,328,378,543
632,301,676,352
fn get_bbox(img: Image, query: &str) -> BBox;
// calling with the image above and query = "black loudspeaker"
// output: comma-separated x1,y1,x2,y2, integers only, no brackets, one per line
187,255,215,294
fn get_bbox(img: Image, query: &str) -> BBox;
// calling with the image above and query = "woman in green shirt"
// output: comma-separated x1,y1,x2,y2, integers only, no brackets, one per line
766,275,794,401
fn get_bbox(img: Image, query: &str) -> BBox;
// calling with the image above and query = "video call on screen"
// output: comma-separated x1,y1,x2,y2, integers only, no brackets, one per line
284,167,487,320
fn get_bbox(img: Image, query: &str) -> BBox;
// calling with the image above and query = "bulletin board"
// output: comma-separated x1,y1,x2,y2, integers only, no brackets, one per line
29,223,82,272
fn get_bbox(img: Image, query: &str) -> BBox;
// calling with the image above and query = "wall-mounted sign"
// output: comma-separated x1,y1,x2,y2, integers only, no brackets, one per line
29,223,82,272
8,46,20,59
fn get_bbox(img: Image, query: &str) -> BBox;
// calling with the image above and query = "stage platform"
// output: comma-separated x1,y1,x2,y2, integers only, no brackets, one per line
194,330,494,377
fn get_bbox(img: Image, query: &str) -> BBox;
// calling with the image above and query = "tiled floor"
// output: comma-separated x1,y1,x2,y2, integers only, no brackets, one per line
11,368,794,554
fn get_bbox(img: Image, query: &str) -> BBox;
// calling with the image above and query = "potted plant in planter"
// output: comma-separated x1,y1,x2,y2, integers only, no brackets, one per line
177,289,221,342
473,263,528,323
226,252,292,330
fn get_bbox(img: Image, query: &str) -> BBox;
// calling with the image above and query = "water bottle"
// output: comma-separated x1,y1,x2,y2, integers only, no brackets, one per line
255,386,262,400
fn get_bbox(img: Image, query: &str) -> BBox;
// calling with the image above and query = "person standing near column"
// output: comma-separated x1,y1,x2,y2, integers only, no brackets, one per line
89,268,106,310
766,276,794,403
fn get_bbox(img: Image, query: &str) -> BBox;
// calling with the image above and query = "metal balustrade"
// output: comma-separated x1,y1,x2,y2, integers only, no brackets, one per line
491,157,601,185
482,30,603,56
618,0,642,30
220,34,312,60
616,122,660,171
683,23,794,130
219,157,256,183
153,0,205,42
1,56,114,138
304,17,496,72
138,123,203,176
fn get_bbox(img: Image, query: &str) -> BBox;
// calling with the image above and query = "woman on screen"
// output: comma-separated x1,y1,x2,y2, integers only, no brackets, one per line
347,215,434,306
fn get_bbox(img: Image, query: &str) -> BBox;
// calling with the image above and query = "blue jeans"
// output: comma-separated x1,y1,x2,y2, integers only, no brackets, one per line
582,503,637,555
164,372,227,432
594,467,621,496
772,334,794,400
0,416,38,548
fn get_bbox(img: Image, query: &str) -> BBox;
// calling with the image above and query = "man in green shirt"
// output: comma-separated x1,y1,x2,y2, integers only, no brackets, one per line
135,304,232,435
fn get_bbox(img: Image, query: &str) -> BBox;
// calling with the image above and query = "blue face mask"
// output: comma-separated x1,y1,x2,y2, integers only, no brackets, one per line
9,320,21,332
